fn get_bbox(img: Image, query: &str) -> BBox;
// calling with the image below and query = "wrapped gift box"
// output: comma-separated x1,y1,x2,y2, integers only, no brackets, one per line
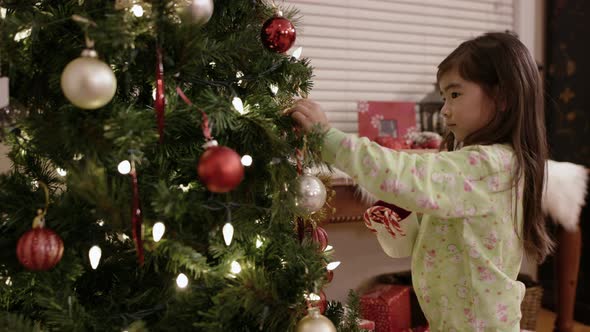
360,284,411,331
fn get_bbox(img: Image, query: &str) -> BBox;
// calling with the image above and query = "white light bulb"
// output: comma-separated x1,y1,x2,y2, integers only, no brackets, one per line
153,222,166,242
241,155,253,167
89,245,102,270
324,245,333,252
232,97,244,114
222,223,234,246
305,292,320,301
56,168,67,177
131,4,144,17
291,47,303,60
152,88,157,100
176,273,188,288
230,261,241,274
326,261,341,271
255,236,263,248
236,71,244,86
0,7,6,19
118,160,131,174
269,84,279,95
5,277,12,286
14,28,32,42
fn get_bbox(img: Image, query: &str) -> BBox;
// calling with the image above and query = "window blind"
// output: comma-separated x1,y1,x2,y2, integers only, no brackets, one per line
286,0,514,133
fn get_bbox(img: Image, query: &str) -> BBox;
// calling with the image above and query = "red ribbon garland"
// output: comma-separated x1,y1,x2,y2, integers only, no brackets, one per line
155,48,166,144
176,87,212,140
129,162,144,266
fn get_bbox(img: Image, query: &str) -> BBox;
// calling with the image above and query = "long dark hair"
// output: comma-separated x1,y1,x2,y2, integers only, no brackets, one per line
437,32,553,263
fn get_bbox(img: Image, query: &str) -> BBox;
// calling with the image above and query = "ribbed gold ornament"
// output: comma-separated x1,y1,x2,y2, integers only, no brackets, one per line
295,307,336,332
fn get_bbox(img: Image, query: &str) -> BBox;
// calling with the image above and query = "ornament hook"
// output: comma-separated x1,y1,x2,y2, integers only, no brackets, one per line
32,181,50,228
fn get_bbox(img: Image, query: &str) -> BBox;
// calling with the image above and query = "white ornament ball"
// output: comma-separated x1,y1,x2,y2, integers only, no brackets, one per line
294,174,327,215
61,56,117,110
184,0,214,25
295,307,336,332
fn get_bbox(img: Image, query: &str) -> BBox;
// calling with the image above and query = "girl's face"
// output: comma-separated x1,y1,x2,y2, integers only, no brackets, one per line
438,68,497,143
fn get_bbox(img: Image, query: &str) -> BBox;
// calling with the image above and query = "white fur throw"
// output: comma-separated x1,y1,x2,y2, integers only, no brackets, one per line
543,160,588,231
327,160,588,231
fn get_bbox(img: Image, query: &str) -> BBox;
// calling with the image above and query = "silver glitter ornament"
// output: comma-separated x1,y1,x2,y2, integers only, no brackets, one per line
294,174,327,215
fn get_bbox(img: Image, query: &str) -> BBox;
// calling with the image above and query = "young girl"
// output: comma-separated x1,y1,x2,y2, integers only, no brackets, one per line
287,32,553,331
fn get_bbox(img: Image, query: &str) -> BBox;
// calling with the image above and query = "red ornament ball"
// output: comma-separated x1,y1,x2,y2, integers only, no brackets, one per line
260,15,296,53
310,226,329,252
17,224,64,271
198,145,244,193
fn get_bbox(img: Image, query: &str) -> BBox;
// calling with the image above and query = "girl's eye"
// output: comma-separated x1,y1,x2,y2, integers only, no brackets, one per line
451,92,460,98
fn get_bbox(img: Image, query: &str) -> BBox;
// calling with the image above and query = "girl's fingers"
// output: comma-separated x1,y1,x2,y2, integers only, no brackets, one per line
283,99,311,116
291,111,309,128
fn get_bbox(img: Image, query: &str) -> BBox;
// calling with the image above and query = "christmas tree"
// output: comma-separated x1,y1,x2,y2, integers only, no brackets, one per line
0,1,342,330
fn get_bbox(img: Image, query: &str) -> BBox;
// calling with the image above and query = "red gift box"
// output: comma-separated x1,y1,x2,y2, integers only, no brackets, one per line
360,284,411,332
358,101,416,142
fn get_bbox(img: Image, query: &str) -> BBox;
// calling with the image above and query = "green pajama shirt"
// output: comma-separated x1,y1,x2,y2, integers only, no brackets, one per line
322,128,525,332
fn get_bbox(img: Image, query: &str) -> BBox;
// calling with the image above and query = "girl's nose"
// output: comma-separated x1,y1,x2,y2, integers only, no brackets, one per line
440,103,450,117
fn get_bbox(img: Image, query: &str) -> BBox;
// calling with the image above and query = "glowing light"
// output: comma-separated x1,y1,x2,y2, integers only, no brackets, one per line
305,292,321,301
230,261,242,274
56,168,67,177
14,28,32,42
255,235,263,248
269,84,279,95
291,47,303,60
176,273,188,288
324,245,333,252
222,223,234,246
118,160,131,174
241,155,253,166
236,71,244,86
131,4,144,17
232,97,244,114
89,245,102,269
326,261,341,271
153,222,165,242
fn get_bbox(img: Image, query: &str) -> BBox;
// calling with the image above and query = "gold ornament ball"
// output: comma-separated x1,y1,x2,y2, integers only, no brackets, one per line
295,307,337,332
61,57,117,110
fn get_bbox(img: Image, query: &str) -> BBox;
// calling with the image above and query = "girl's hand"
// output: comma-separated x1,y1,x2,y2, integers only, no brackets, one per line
285,99,331,133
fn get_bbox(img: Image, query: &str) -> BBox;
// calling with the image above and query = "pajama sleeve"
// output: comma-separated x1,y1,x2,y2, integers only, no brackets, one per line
321,128,514,219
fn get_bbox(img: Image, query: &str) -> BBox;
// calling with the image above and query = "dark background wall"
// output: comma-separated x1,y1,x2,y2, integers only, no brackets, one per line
540,0,590,323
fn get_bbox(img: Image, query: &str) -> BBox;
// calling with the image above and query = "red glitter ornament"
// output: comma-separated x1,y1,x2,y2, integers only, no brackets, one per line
261,12,296,53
